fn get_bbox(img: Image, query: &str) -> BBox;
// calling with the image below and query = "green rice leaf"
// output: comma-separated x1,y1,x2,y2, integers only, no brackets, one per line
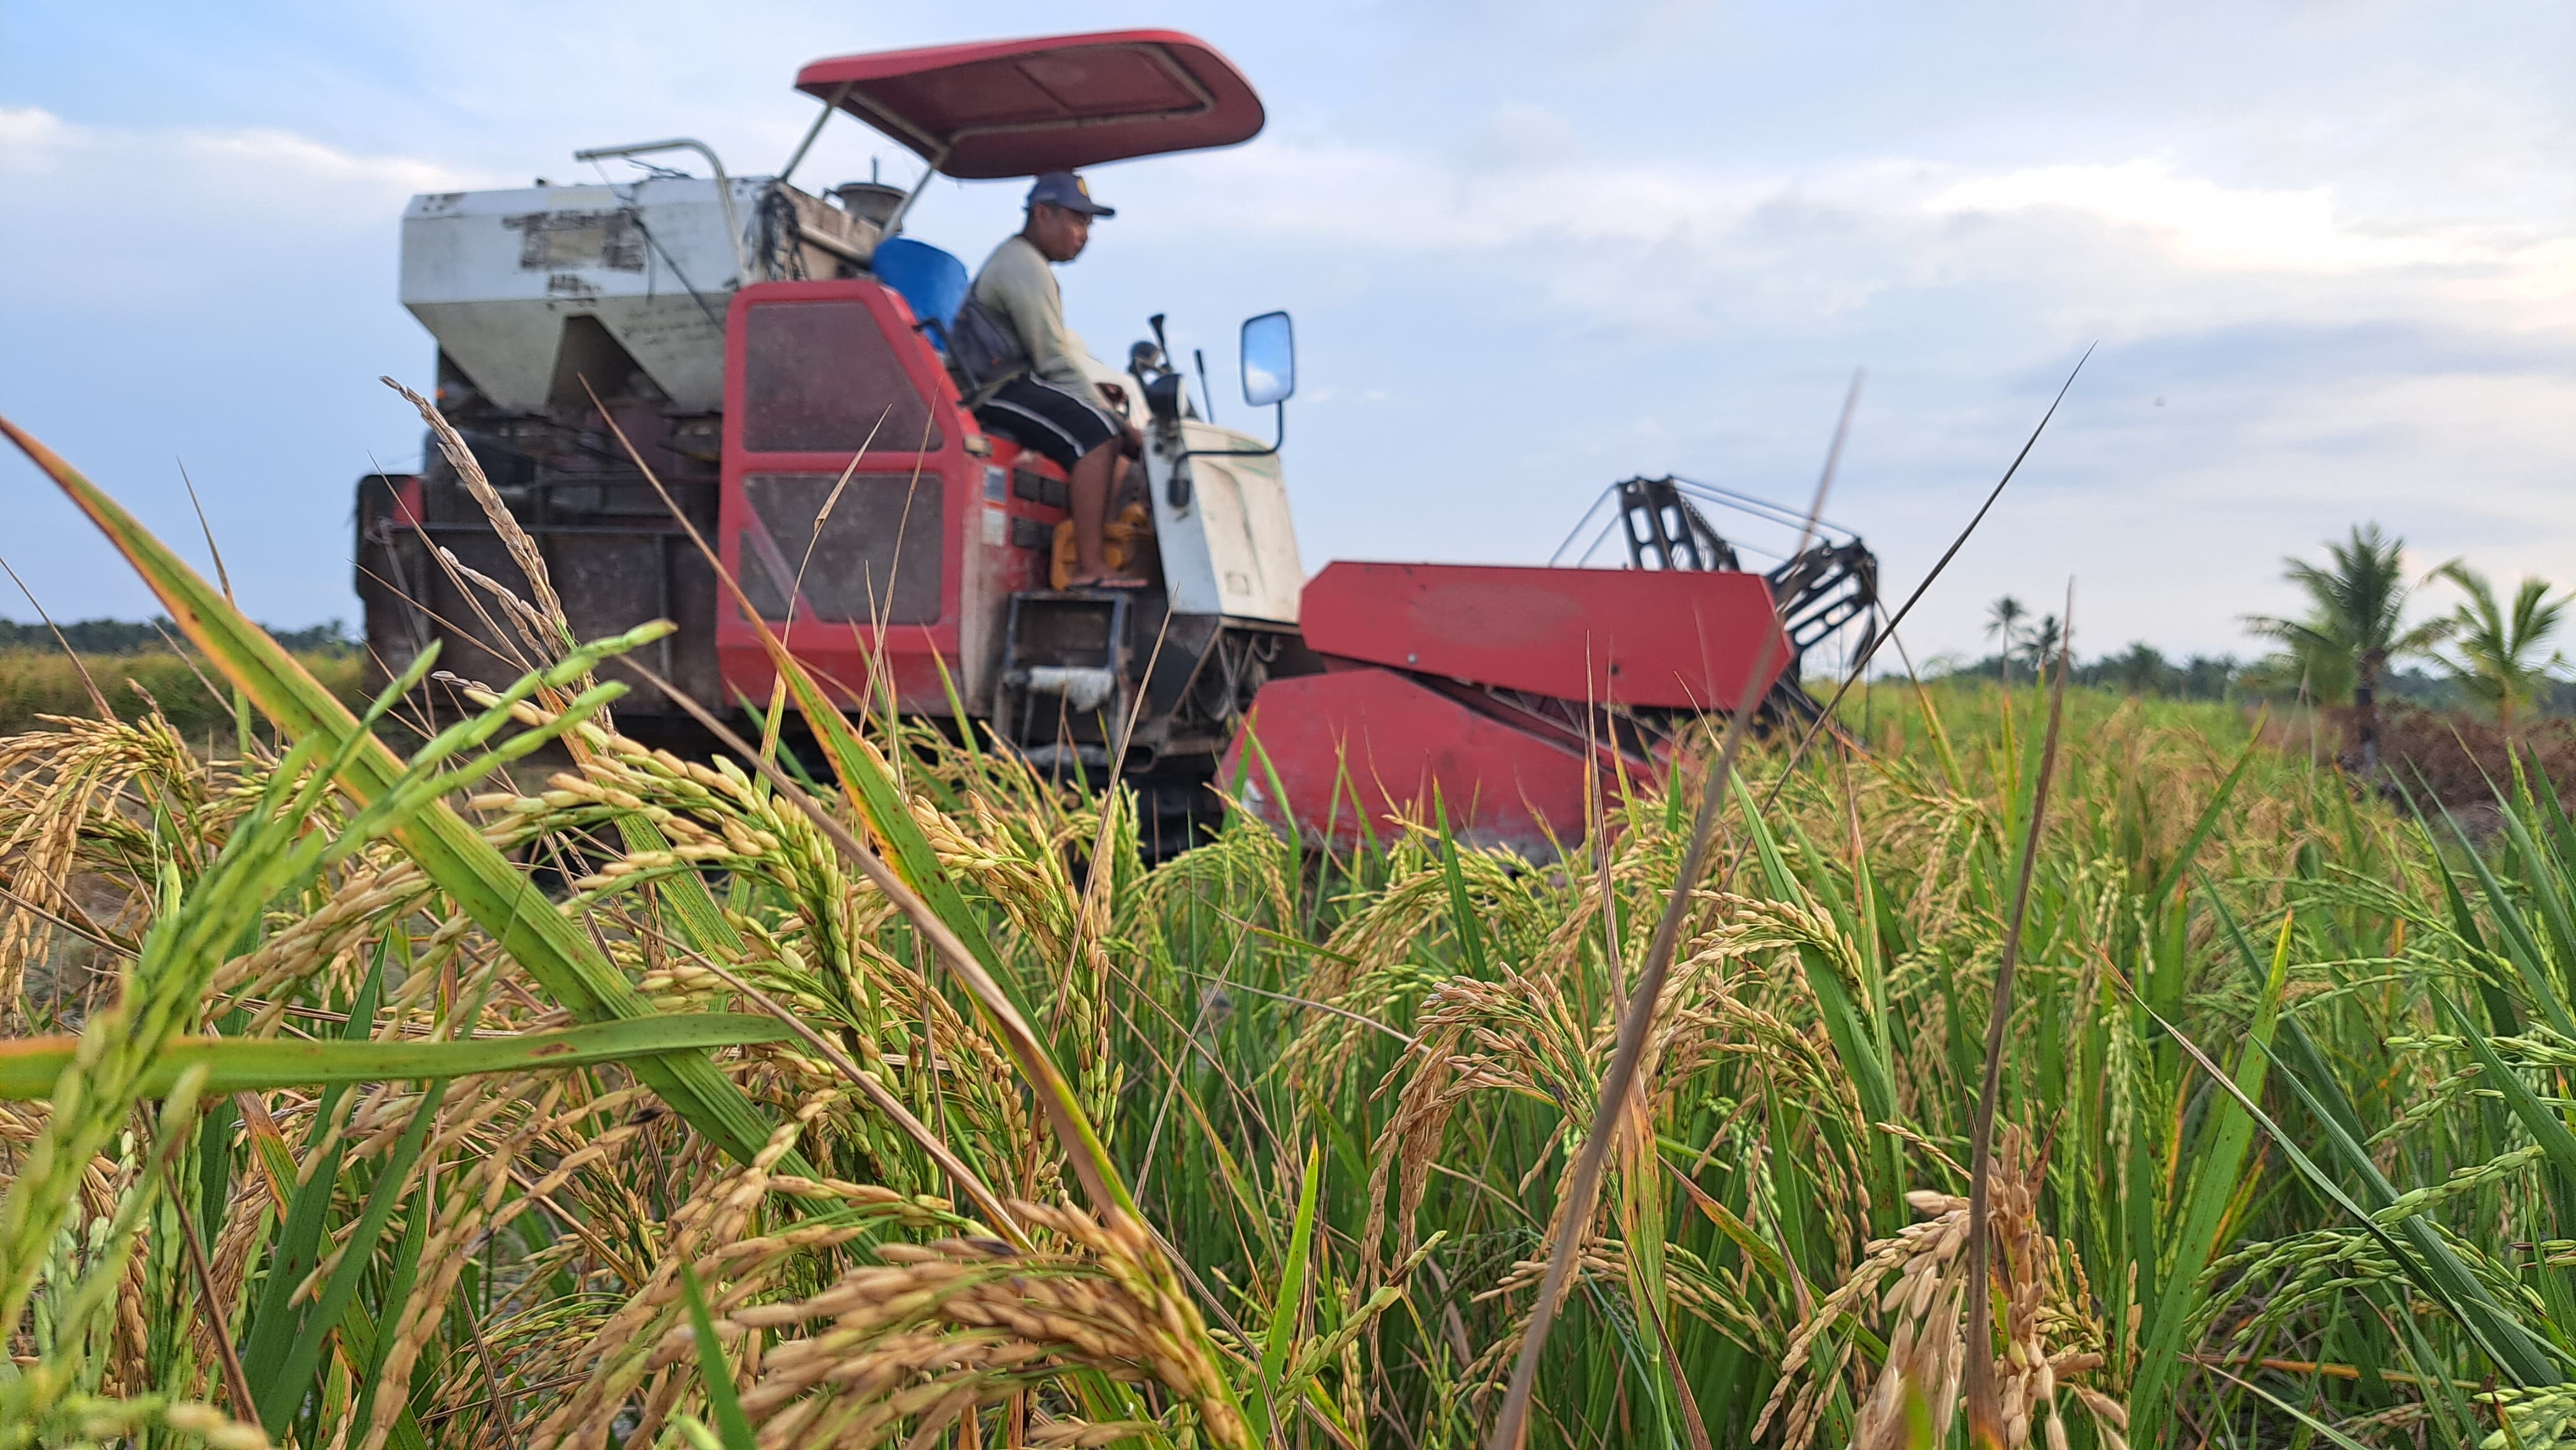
0,1015,793,1099
2128,910,2292,1435
263,1078,448,1439
1252,1140,1322,1441
678,1262,757,1450
0,414,792,1169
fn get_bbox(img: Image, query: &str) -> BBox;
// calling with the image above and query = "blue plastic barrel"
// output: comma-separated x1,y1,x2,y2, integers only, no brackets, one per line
871,237,969,352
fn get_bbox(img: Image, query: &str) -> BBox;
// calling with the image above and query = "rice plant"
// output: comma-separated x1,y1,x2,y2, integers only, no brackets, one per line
6,415,2576,1448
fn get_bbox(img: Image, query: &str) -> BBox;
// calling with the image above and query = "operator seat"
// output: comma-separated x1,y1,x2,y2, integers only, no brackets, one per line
871,237,969,352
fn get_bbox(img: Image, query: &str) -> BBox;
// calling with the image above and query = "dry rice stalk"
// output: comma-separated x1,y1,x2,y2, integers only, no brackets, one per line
0,713,217,1019
386,379,570,662
1756,1127,2125,1450
638,1199,1252,1450
523,1093,963,1450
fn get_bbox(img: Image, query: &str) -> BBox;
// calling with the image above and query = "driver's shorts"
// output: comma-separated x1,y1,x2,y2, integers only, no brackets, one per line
975,377,1120,472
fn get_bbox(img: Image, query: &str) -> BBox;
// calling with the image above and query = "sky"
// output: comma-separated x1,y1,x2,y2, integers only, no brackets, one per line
2,0,2570,667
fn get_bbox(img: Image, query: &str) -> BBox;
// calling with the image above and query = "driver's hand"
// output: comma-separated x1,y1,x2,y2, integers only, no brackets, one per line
1120,422,1144,458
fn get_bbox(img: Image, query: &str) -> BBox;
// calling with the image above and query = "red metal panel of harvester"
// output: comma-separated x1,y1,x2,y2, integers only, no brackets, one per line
1229,563,1795,854
713,279,1068,716
1298,562,1791,710
1228,668,1609,856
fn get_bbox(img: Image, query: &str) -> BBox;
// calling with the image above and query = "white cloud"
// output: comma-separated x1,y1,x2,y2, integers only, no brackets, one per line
0,106,68,154
0,105,476,232
1082,126,2576,366
1144,135,2564,286
0,106,482,310
4,2,2569,654
1090,119,2572,659
176,126,469,197
1925,158,2565,287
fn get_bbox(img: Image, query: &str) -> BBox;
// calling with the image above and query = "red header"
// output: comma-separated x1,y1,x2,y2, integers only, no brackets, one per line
796,30,1264,180
1300,562,1797,711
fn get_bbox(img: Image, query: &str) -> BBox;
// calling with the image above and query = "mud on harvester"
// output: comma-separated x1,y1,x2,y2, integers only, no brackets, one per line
357,30,1878,857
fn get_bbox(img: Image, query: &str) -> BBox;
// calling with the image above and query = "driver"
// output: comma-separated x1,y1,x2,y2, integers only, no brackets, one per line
967,171,1146,588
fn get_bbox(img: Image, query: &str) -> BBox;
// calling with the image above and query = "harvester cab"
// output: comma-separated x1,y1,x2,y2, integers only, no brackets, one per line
363,30,1304,840
358,28,1878,859
715,30,1304,836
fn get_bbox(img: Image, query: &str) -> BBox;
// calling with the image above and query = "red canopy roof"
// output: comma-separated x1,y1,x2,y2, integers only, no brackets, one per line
796,30,1264,180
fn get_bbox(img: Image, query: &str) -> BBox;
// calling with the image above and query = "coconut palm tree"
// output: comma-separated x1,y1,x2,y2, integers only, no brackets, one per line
2022,614,2065,674
1985,595,2027,683
2427,560,2570,731
2247,523,2450,773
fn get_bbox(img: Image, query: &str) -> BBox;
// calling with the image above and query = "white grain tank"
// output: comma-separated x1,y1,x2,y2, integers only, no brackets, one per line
400,162,879,415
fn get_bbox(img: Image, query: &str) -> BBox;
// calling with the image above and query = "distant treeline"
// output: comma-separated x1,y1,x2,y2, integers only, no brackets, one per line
1931,645,2576,714
1959,526,2576,725
0,617,357,656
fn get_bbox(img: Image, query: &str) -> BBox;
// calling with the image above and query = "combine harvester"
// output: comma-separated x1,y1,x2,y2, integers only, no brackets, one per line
358,30,1876,856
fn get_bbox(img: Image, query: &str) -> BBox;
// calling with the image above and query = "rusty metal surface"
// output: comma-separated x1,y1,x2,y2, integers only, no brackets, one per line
502,210,646,272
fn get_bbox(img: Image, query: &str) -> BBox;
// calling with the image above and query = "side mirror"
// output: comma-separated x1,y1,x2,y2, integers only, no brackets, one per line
1240,311,1295,408
1173,310,1295,471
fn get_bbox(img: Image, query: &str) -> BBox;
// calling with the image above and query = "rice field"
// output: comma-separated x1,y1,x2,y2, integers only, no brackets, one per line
0,648,366,743
8,428,2576,1450
0,646,373,747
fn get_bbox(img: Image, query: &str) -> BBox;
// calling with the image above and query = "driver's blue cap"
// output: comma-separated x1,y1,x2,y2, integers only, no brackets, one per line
1026,171,1115,219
